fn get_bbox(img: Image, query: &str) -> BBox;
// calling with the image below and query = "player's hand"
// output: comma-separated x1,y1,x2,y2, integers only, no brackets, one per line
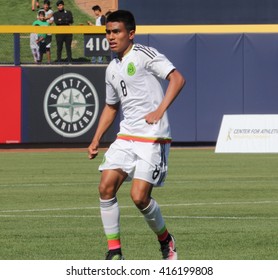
144,110,163,125
88,141,99,159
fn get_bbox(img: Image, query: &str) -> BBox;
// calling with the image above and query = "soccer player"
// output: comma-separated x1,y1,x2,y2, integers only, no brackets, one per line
88,10,185,260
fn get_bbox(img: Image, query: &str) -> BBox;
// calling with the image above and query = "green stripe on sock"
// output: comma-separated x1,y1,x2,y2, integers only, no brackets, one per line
156,225,166,235
106,233,120,240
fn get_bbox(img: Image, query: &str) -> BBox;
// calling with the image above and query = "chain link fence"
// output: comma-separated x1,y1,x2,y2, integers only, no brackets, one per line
0,33,14,64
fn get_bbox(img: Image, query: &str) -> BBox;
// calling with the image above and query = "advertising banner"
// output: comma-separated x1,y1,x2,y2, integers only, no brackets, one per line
21,66,116,143
215,115,278,153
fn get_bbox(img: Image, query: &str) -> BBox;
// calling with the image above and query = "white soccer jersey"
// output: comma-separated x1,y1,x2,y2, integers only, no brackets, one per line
105,44,175,143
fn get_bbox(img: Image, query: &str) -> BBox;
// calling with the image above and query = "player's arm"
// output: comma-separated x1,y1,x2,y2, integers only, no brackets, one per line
88,102,119,159
145,69,185,124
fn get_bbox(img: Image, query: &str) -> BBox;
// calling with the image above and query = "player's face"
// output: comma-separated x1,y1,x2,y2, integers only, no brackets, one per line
106,21,135,59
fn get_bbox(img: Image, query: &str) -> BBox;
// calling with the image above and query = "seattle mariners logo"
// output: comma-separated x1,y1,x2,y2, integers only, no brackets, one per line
43,73,99,138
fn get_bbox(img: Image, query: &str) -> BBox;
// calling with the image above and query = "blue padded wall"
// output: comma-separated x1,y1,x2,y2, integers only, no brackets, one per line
244,34,278,114
196,34,244,141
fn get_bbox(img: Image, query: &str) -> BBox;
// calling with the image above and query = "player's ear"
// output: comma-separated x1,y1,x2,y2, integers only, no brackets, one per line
129,30,135,40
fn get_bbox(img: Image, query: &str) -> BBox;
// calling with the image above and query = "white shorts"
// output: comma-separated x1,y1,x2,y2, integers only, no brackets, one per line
99,139,170,187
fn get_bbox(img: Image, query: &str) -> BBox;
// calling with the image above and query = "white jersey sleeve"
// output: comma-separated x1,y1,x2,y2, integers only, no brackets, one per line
134,44,175,80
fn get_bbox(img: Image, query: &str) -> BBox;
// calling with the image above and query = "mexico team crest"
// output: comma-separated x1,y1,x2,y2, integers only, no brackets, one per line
44,73,99,138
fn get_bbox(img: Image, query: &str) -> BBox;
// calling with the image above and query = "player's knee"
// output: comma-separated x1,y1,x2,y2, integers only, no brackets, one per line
130,192,149,210
98,183,115,199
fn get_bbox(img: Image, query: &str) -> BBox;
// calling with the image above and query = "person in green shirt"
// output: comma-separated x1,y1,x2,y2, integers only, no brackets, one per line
32,10,50,63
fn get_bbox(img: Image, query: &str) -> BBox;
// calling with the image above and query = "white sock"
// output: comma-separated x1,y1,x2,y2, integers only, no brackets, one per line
100,197,121,249
140,198,165,234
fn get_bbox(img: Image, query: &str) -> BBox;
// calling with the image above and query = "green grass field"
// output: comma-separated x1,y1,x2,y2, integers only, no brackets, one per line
0,148,277,260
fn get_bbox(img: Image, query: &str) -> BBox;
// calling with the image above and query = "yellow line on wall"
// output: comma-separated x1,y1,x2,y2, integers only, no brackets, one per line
1,24,278,34
0,25,106,34
136,24,278,34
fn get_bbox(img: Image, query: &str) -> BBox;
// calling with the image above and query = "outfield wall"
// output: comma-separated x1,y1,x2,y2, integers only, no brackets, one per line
2,30,278,144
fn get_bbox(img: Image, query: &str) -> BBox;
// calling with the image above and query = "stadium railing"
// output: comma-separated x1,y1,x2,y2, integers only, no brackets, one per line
1,24,278,65
0,25,106,65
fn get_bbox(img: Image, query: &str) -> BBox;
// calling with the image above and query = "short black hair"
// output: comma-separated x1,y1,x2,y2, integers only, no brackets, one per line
38,10,46,16
92,5,101,12
106,10,136,32
56,0,64,6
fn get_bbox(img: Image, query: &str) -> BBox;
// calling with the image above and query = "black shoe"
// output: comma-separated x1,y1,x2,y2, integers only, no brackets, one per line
105,250,124,260
160,234,178,260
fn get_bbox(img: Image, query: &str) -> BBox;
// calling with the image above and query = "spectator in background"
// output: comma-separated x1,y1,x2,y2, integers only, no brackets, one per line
88,5,110,64
38,0,54,24
87,5,106,26
38,0,54,63
30,25,40,63
32,0,40,11
32,10,50,63
53,0,74,63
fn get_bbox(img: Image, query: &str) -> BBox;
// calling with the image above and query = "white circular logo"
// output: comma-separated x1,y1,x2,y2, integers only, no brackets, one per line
44,73,99,138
